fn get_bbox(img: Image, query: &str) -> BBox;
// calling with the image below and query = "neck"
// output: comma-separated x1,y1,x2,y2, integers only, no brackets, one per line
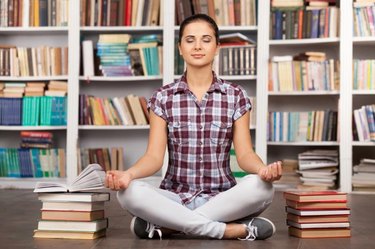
185,66,213,88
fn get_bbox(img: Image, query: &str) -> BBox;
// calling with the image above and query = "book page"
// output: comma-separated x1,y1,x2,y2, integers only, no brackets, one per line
34,182,68,193
69,164,106,192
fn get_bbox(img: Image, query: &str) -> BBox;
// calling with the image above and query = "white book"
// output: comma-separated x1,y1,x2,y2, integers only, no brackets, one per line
38,219,108,232
82,40,95,77
38,192,110,203
286,207,350,216
42,201,105,211
34,164,105,193
287,220,350,229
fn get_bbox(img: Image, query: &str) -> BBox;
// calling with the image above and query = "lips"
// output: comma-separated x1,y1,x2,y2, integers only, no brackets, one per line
191,54,204,58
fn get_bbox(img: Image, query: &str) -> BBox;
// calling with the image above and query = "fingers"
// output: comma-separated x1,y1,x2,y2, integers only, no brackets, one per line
105,172,121,191
262,161,283,182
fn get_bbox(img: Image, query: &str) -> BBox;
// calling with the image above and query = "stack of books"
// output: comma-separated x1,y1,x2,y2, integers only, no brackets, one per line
33,164,110,239
297,150,339,190
352,158,375,192
284,191,351,238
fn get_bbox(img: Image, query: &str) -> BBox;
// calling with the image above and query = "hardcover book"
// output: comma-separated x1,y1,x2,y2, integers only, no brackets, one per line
283,191,347,202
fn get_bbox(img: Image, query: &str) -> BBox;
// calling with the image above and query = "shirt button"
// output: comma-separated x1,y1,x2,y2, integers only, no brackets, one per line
199,125,203,129
198,141,203,145
199,157,203,161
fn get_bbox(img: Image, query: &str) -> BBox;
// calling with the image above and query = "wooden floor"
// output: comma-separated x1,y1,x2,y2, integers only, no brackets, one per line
1,189,375,249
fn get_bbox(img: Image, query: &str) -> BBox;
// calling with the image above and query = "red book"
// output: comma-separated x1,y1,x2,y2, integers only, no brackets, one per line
20,131,53,139
286,199,348,210
283,191,347,203
124,0,132,26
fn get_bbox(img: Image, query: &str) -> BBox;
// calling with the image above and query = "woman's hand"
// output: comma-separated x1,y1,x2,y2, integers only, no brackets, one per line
105,170,133,190
258,161,282,182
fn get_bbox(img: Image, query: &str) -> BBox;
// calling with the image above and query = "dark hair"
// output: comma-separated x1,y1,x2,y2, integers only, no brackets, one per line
178,14,219,45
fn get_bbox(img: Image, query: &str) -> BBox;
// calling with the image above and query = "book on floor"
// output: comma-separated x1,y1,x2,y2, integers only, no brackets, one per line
283,191,347,202
286,213,350,224
37,192,110,202
42,201,105,211
287,220,350,229
33,229,106,240
37,219,108,232
34,164,106,193
285,199,348,210
41,210,105,221
286,207,351,216
288,227,351,238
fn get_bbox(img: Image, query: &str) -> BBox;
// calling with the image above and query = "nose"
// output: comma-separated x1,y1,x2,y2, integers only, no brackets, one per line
194,41,202,50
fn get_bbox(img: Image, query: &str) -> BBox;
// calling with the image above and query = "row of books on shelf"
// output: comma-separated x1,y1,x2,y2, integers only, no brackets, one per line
271,0,337,8
34,165,109,239
353,60,375,90
353,1,375,37
353,104,375,142
352,158,375,191
267,110,338,142
284,190,351,238
215,44,256,76
269,52,339,92
0,81,67,97
270,5,339,40
80,0,162,27
0,96,67,126
175,0,257,26
77,147,125,174
0,0,69,27
0,147,65,178
79,94,148,126
82,34,162,77
0,46,68,77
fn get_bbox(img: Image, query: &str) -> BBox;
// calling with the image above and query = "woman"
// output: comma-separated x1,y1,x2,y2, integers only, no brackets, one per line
105,14,282,240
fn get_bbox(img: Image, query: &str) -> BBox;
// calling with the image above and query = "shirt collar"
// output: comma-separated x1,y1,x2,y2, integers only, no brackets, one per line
174,71,227,95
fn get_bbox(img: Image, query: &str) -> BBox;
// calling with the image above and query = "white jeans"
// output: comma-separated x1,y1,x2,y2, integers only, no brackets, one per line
116,174,274,239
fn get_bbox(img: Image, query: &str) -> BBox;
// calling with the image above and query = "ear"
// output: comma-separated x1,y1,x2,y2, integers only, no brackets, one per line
215,43,220,55
178,44,183,55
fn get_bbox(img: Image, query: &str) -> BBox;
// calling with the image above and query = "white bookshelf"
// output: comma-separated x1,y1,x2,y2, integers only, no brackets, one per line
0,0,367,193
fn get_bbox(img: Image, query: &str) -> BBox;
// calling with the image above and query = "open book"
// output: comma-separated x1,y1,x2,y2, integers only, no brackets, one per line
34,164,106,193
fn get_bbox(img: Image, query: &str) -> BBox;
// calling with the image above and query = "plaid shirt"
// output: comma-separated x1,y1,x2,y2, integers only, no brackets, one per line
148,72,252,204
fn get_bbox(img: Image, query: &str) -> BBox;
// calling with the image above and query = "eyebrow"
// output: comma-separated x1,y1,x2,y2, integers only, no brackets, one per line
184,35,213,39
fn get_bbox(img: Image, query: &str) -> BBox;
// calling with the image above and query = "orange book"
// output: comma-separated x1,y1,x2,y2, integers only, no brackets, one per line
284,191,347,202
287,213,350,224
288,227,351,238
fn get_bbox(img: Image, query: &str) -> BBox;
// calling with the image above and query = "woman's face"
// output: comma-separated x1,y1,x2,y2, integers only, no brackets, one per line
179,21,219,69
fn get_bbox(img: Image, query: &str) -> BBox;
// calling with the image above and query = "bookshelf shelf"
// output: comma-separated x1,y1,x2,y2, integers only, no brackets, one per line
173,26,258,32
80,26,163,33
269,38,340,46
352,90,375,95
219,75,257,81
268,91,340,96
353,36,375,45
267,141,339,146
79,125,150,130
0,126,67,131
0,76,69,81
0,27,68,35
352,141,375,147
79,76,163,82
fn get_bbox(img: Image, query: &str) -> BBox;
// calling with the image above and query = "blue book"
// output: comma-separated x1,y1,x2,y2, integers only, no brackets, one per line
310,9,320,39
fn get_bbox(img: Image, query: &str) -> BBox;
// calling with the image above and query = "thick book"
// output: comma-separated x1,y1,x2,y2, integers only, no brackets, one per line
286,206,351,216
42,201,105,212
283,191,347,202
34,164,105,193
286,199,348,210
38,192,110,203
41,210,105,221
287,220,350,229
288,227,351,238
287,213,350,224
33,229,106,239
37,219,108,232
